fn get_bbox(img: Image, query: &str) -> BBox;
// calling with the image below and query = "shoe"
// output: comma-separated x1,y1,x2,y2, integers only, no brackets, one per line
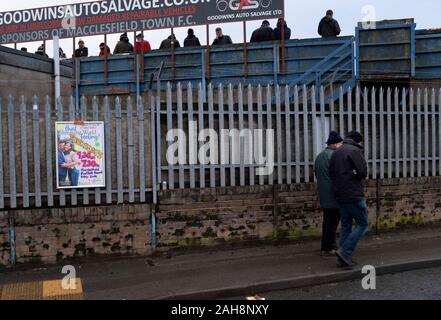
321,250,336,257
336,256,346,268
335,250,355,267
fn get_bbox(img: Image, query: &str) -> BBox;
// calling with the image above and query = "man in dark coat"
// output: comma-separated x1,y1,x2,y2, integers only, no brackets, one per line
318,10,341,38
184,29,201,47
250,20,274,43
75,40,88,58
329,131,368,269
314,131,343,256
274,18,292,41
35,44,48,58
159,34,181,50
212,28,233,46
113,33,134,55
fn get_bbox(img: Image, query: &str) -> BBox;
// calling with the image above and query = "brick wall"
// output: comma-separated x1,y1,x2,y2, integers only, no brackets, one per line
156,177,441,250
0,204,151,265
2,177,441,266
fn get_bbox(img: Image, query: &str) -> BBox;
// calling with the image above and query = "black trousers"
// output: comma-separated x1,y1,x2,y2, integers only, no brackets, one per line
321,208,341,251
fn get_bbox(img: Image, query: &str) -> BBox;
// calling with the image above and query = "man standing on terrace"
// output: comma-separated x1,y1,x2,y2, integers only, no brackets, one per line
318,10,341,38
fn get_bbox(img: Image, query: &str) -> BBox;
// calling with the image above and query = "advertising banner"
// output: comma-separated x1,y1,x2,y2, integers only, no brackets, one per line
0,0,285,44
56,121,105,189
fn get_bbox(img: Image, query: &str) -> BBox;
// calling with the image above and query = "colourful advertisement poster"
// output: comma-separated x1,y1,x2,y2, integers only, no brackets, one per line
55,121,105,189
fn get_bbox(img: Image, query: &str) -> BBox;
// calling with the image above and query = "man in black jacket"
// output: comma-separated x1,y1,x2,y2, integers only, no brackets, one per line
329,131,368,268
75,40,88,58
318,10,341,38
159,34,181,50
184,29,201,47
212,28,233,46
274,18,292,41
250,20,274,43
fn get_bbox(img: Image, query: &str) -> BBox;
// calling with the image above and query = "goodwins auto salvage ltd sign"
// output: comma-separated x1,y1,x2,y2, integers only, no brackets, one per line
0,0,284,44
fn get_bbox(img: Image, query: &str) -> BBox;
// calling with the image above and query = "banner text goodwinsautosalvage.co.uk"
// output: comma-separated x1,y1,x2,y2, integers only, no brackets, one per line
0,0,284,44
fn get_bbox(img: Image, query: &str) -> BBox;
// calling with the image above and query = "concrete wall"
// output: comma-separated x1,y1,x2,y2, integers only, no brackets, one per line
0,45,72,102
2,176,441,266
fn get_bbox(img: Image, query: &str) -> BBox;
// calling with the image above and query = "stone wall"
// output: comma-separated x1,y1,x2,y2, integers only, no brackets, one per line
2,177,441,266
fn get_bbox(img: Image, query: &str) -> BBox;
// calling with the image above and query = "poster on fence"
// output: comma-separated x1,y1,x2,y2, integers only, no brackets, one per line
55,121,105,189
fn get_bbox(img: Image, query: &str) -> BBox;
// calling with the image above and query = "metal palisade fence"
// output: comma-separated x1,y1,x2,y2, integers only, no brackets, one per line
1,83,441,209
0,95,152,209
156,83,441,189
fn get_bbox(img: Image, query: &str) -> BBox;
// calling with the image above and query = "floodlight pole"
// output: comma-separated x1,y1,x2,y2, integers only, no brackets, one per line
53,36,61,103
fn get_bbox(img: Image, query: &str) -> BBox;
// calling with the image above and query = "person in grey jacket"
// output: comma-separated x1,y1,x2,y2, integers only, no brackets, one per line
314,131,343,256
329,131,368,269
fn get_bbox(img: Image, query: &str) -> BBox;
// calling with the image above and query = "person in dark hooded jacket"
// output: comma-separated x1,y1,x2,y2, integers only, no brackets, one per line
274,18,292,41
318,10,341,38
212,28,233,46
329,131,368,269
184,29,201,47
250,20,274,43
160,34,181,50
113,33,134,55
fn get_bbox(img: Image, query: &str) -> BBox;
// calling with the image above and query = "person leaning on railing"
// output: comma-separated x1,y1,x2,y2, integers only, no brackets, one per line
318,10,341,38
250,20,274,43
99,43,111,57
212,27,233,46
113,32,134,55
75,39,88,57
135,33,152,53
159,34,181,50
274,18,292,41
184,29,201,47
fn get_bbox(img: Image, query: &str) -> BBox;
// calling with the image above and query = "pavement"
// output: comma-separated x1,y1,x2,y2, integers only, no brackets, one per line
0,225,441,300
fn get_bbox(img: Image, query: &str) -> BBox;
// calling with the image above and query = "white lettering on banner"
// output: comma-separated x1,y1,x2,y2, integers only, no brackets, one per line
0,0,284,44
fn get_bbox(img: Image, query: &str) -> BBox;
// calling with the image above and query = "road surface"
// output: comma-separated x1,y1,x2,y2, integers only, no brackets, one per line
254,267,441,300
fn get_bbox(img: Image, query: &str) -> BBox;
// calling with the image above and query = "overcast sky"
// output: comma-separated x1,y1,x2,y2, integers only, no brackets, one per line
1,0,441,57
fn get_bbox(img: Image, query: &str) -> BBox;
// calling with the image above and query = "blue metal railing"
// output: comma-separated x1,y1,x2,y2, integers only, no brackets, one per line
285,37,356,101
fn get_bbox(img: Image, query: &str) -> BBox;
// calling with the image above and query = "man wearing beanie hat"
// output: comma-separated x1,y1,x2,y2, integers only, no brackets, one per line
314,131,343,256
329,131,368,269
113,32,134,55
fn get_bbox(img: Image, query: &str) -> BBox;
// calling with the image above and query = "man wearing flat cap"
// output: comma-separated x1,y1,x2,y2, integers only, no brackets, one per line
315,131,343,257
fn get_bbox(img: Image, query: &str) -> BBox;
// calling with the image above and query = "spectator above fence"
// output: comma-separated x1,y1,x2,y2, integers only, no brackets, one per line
113,33,134,55
75,40,88,58
274,18,292,41
160,34,181,50
212,27,233,46
184,29,202,47
250,20,275,43
318,10,341,38
135,33,152,53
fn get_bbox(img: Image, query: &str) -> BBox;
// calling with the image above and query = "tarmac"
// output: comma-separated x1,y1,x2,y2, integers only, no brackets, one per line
0,225,441,300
